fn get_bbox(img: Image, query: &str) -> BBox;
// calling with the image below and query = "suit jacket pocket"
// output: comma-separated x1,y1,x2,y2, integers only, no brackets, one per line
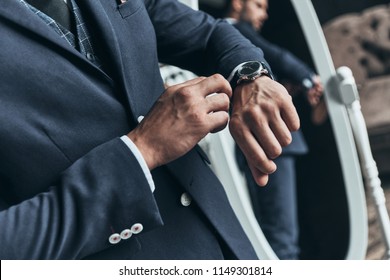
118,0,143,19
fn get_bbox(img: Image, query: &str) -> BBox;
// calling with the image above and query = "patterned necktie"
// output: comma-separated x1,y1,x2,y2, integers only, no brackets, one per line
25,0,75,33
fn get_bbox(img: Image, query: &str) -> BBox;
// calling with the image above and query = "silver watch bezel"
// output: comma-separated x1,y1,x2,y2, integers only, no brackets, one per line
236,61,270,84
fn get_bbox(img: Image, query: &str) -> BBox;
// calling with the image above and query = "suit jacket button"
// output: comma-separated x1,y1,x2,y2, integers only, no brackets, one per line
86,52,95,62
120,229,133,240
137,115,144,123
180,192,192,207
108,233,121,244
131,223,143,234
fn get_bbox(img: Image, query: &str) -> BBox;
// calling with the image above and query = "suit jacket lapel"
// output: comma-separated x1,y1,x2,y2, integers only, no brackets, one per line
70,0,139,120
1,0,138,121
1,0,114,82
0,1,78,54
73,1,123,78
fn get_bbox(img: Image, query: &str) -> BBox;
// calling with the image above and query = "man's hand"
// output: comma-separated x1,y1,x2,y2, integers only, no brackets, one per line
127,74,232,170
306,75,324,106
229,76,300,186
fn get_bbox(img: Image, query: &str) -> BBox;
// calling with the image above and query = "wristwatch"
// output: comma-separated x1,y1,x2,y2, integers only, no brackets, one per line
231,61,274,87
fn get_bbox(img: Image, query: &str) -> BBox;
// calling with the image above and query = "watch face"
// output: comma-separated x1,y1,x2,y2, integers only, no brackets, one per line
239,61,261,75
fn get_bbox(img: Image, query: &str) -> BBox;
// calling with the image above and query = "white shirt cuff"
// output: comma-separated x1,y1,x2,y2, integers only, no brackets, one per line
120,135,155,193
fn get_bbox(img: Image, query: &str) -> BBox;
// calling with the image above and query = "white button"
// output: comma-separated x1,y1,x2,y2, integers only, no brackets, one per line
131,223,143,234
120,229,132,240
108,233,121,244
180,192,192,207
137,115,144,123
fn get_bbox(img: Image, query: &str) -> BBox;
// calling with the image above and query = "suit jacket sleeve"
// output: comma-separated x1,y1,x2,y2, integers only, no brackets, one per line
145,0,266,78
233,21,315,84
0,139,163,259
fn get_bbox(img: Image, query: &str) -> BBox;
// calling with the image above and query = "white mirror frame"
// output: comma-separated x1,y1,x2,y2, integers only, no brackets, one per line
290,0,368,259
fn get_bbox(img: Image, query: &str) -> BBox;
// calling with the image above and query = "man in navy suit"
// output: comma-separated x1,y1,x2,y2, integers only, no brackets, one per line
0,0,299,259
223,0,323,259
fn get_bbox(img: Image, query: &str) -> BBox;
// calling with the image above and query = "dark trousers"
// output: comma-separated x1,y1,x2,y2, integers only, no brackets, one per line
243,156,299,259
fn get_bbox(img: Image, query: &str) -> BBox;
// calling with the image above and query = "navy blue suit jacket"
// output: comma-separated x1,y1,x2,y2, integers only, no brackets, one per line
0,0,265,259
